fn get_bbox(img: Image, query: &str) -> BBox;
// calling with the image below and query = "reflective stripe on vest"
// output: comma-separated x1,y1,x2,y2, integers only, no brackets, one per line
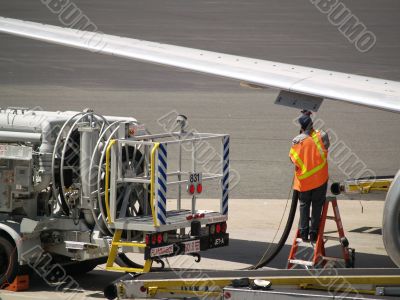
289,148,307,174
291,131,327,180
311,131,326,160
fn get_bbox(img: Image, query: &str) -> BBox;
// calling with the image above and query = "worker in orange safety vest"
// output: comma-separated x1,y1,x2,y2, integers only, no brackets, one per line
289,111,330,242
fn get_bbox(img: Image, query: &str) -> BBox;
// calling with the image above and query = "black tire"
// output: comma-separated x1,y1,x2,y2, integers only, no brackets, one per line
0,236,18,288
382,170,400,267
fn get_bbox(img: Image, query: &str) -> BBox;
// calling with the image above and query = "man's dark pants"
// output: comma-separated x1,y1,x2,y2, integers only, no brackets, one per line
298,181,328,239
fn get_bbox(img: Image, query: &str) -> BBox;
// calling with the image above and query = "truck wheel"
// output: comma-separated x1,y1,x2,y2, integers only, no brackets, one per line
0,236,18,288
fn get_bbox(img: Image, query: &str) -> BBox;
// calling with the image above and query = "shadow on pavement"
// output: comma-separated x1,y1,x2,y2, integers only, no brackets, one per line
24,238,396,295
27,268,123,296
201,238,397,269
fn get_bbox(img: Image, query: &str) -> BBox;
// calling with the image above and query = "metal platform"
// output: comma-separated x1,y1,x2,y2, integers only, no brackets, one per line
111,209,227,231
133,267,400,281
223,286,395,300
105,268,400,299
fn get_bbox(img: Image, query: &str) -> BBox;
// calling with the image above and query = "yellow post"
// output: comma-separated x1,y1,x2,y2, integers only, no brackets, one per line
105,139,116,224
106,229,122,269
142,259,153,273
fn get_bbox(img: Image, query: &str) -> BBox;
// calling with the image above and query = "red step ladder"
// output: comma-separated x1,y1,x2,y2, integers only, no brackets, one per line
287,196,355,269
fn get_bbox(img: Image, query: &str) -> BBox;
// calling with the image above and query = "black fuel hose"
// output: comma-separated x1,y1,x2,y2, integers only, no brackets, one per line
115,253,145,269
250,189,299,269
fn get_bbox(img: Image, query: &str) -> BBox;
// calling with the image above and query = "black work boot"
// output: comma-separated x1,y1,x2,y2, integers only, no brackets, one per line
309,231,318,243
300,230,309,242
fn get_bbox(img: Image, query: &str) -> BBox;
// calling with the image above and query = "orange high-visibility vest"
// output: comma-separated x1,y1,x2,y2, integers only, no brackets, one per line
289,130,328,192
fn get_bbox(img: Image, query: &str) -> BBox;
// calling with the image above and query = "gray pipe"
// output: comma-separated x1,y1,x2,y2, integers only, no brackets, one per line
0,131,41,143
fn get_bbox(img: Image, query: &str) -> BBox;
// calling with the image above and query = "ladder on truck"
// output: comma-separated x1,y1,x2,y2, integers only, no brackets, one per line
103,124,230,273
287,196,355,269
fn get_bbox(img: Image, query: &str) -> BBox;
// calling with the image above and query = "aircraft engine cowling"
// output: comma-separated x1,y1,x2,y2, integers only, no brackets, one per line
383,169,400,267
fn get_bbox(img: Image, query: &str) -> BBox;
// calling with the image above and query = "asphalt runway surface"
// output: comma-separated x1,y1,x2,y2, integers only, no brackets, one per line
0,0,399,198
0,3,399,298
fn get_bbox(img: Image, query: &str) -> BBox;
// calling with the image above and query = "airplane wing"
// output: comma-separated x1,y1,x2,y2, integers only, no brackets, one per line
0,17,399,113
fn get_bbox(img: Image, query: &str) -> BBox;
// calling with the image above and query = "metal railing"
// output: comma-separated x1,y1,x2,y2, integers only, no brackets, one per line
104,132,230,227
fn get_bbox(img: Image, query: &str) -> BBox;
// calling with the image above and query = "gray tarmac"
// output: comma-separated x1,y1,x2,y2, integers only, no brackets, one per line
0,1,399,298
0,199,396,299
0,0,400,198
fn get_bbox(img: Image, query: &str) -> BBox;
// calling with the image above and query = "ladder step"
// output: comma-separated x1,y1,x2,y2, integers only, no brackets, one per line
288,259,314,267
323,236,341,241
112,241,146,248
321,256,345,262
106,265,147,273
288,199,349,270
295,238,316,244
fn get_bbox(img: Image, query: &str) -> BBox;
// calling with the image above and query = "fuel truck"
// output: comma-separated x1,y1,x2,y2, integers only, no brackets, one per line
0,107,230,287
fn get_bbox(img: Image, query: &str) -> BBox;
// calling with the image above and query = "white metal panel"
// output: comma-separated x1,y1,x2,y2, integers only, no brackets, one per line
0,17,399,113
275,91,323,112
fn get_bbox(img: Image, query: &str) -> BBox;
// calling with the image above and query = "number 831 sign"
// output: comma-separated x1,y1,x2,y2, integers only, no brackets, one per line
187,172,203,195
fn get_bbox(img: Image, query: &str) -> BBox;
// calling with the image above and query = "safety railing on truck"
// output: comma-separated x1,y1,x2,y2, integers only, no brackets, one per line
104,131,230,231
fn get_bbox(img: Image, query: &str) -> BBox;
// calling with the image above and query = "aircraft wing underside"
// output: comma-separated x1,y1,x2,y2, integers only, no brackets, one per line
0,17,399,113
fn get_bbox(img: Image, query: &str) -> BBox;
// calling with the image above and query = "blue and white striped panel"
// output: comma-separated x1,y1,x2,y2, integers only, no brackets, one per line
156,143,168,225
222,136,229,215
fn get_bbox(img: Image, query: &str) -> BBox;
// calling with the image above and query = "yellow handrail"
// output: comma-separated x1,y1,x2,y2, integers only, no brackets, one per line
105,139,116,224
150,142,160,227
105,140,159,227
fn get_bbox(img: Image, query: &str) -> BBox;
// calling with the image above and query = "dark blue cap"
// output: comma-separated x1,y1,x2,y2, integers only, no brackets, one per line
298,114,312,130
